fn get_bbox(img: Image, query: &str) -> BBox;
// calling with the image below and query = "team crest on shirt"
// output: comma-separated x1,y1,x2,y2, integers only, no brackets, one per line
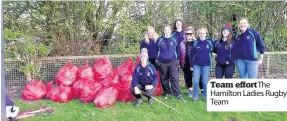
170,42,173,45
147,72,150,76
139,73,142,75
225,45,228,49
206,45,209,49
247,35,251,40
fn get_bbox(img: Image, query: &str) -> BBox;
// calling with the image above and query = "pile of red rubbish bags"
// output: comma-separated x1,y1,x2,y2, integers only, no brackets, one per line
21,57,163,108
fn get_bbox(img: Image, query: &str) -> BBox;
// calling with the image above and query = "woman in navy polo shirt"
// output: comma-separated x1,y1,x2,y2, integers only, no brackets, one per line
189,28,214,101
235,18,265,79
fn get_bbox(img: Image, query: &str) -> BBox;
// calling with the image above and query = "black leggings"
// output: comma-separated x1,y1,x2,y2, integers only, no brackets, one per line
131,84,156,99
183,65,203,89
149,59,158,70
215,63,235,78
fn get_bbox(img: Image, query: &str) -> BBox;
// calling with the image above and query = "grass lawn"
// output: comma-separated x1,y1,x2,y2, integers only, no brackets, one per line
15,88,287,121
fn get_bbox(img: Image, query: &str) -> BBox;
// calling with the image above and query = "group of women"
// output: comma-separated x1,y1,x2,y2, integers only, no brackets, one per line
130,18,266,107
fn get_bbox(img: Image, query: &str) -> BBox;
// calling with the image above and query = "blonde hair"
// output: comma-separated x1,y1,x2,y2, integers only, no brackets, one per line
238,18,250,34
185,26,195,33
197,27,208,37
163,25,172,30
184,26,195,41
145,26,159,43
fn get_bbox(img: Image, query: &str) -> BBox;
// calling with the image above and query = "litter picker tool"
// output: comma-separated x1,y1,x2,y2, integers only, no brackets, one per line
139,90,179,113
13,105,54,121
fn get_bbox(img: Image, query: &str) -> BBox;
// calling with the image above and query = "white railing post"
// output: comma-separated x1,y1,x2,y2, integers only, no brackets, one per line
266,54,271,76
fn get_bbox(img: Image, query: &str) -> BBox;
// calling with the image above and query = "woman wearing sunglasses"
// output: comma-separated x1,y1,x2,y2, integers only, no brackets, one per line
180,26,203,98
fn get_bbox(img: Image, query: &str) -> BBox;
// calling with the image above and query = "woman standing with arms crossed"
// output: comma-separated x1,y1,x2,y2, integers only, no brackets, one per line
156,25,186,102
235,18,265,79
189,28,214,101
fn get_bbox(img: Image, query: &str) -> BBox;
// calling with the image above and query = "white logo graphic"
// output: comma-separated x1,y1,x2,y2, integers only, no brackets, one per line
247,35,250,40
147,72,150,76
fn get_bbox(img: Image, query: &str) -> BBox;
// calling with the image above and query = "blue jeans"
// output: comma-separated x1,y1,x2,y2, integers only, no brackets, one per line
193,65,210,99
236,59,258,79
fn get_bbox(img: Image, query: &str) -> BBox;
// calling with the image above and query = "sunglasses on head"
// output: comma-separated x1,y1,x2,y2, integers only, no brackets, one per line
186,33,193,35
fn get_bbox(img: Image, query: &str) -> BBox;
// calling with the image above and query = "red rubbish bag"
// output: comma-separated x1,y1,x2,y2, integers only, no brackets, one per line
94,87,119,108
77,60,94,81
114,58,133,77
72,78,92,98
45,81,53,98
119,74,132,86
154,71,163,96
100,73,119,88
22,80,46,100
117,84,135,102
132,56,140,71
56,61,78,86
135,56,140,66
80,81,103,103
57,86,73,103
46,81,73,103
93,57,114,81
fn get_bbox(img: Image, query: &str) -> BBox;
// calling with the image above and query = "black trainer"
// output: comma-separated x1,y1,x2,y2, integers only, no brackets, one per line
134,98,143,107
176,95,187,102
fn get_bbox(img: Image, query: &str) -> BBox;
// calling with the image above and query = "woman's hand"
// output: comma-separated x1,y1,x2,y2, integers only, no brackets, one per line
190,67,193,71
145,85,153,90
226,61,229,65
134,87,141,94
258,58,263,65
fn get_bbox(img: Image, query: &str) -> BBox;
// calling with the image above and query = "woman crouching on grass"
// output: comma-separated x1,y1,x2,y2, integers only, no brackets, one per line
131,51,158,107
189,28,214,102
